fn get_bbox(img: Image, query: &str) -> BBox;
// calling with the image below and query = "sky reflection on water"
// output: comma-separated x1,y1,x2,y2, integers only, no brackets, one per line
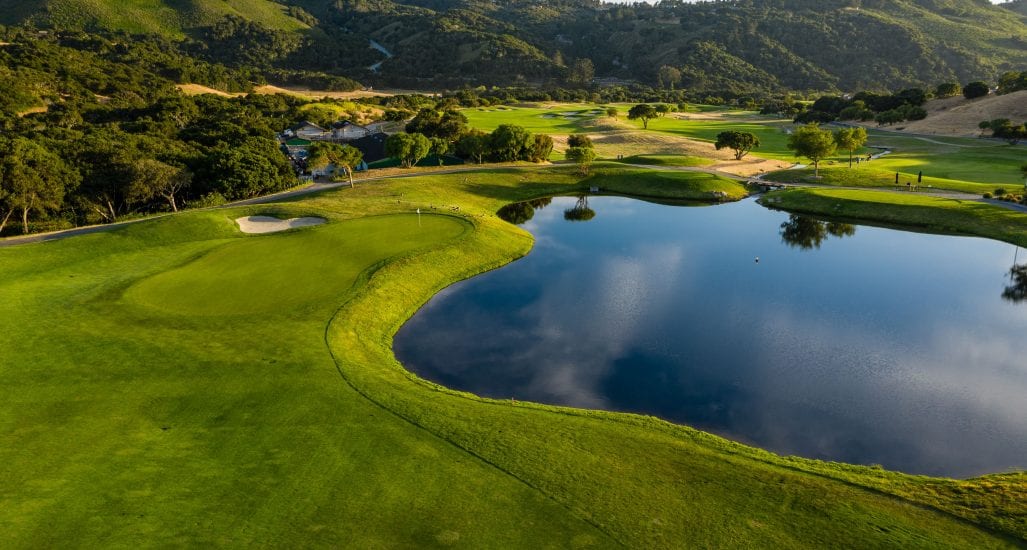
394,196,1027,477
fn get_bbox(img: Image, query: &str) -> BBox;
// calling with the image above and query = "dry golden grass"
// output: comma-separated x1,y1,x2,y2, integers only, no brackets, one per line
175,84,243,97
15,105,48,117
871,90,1027,137
252,85,422,99
548,116,791,175
713,157,793,177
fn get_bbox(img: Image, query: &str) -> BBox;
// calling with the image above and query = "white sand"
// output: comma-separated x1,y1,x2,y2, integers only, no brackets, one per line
235,216,326,234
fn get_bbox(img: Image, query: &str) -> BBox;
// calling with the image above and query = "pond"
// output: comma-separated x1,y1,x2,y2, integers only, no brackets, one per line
393,196,1027,477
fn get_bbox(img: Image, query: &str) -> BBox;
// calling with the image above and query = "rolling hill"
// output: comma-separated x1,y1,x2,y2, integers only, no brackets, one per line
894,89,1027,136
1002,0,1027,17
2,0,1026,93
0,0,309,37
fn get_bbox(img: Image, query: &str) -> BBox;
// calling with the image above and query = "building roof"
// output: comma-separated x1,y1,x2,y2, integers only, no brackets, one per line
289,121,326,132
350,133,388,163
332,120,368,131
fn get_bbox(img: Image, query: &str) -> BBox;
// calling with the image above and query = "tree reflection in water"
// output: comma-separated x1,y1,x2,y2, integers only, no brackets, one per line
563,196,596,222
496,197,553,225
779,215,856,250
1002,264,1027,303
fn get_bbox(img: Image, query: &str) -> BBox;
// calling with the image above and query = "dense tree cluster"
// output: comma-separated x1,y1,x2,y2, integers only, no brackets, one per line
314,0,1025,93
3,0,1024,95
796,86,938,126
979,119,1027,144
996,71,1027,95
0,92,302,234
0,31,351,234
384,117,555,168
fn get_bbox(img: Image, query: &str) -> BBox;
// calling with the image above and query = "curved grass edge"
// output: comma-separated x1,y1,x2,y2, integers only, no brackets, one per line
762,188,1027,248
321,184,1027,544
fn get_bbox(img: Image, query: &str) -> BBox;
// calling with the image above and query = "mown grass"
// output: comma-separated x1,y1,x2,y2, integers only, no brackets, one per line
762,131,1026,192
865,133,1026,187
615,154,715,167
764,165,996,194
763,187,1027,248
465,106,1024,191
585,163,748,200
622,113,797,161
0,165,1024,547
462,104,607,134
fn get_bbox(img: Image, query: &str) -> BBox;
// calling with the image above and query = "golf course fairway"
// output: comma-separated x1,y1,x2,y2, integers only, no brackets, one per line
1,167,1024,547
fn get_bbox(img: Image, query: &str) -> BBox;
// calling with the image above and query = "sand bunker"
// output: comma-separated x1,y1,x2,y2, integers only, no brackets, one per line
236,216,326,234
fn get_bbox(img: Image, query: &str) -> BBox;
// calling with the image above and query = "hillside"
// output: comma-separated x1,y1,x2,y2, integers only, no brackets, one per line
2,0,1025,92
895,89,1027,136
1002,0,1027,17
0,0,309,37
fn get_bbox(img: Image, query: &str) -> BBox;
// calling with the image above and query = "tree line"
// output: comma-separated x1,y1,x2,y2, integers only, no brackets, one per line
379,108,556,168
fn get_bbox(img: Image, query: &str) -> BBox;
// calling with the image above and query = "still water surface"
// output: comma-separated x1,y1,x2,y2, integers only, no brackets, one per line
394,196,1027,477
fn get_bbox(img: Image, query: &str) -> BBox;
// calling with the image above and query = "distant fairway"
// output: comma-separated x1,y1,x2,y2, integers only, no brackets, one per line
769,132,1027,192
462,104,609,134
463,103,1026,190
0,166,1023,547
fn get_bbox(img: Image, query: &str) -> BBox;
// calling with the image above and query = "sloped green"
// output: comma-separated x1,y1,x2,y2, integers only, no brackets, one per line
0,167,1023,546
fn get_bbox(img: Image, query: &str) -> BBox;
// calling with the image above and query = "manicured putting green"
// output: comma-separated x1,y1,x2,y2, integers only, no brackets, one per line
125,214,467,315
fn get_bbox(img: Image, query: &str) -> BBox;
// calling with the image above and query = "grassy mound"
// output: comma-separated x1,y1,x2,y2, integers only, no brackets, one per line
616,154,716,167
762,187,1027,248
0,166,1023,546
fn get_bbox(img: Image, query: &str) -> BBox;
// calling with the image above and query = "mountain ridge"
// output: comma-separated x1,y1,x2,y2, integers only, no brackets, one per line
1,0,1025,92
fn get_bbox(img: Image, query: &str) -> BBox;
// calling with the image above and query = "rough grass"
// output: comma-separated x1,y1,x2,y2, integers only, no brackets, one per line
0,166,1024,547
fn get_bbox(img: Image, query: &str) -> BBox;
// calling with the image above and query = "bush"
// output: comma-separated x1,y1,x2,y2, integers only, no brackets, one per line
935,82,961,98
963,81,990,99
567,134,593,148
188,192,227,209
982,192,993,199
995,188,1007,196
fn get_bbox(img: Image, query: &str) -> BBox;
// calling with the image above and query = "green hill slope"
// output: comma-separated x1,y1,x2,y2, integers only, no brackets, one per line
1001,0,1027,17
2,0,1023,91
0,0,308,36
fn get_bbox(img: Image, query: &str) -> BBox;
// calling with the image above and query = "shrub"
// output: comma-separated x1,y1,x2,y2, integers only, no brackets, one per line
188,192,227,208
567,134,593,148
963,81,990,99
983,192,993,199
995,188,1007,196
